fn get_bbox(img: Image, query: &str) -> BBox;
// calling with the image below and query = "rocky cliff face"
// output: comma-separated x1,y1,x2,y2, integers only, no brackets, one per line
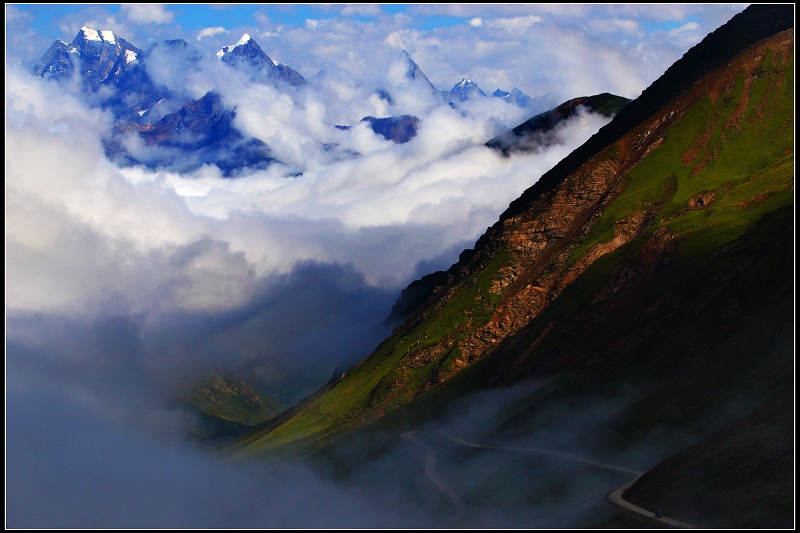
380,24,793,392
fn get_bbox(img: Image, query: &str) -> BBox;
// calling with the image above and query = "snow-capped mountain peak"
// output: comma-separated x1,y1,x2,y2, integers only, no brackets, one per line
101,30,116,44
492,87,536,108
217,33,255,58
448,78,486,102
78,26,117,45
80,26,101,41
215,33,307,87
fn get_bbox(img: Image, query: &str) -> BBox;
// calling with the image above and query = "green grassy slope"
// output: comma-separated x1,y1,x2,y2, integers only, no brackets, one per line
186,373,285,430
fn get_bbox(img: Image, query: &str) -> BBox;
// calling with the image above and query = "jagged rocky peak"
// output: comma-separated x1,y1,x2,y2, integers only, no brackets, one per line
216,33,257,59
401,49,424,79
71,25,137,60
34,25,140,86
398,49,440,96
216,33,306,86
449,77,486,102
493,87,534,107
33,40,75,77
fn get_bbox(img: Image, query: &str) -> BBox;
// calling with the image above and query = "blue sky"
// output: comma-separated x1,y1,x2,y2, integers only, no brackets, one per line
13,4,613,37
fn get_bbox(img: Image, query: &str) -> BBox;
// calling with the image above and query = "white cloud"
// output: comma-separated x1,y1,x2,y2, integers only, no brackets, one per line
196,26,227,40
486,15,543,32
588,18,641,35
469,17,483,28
121,3,175,24
669,21,701,36
340,4,383,17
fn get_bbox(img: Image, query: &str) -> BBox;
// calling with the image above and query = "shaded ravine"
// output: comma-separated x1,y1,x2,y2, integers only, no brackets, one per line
446,434,696,529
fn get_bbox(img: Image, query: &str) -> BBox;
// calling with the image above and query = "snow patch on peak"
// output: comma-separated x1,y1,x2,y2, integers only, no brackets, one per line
217,34,252,59
272,58,279,66
125,49,138,64
80,26,101,41
100,30,115,44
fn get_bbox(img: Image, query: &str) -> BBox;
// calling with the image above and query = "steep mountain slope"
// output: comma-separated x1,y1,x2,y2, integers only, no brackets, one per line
486,93,631,156
233,3,793,470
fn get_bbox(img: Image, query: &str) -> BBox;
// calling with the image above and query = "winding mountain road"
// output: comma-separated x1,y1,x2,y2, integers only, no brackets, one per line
608,479,695,528
445,434,696,528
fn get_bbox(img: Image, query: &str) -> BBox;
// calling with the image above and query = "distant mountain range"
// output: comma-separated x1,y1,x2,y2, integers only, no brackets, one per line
388,49,543,108
33,29,557,175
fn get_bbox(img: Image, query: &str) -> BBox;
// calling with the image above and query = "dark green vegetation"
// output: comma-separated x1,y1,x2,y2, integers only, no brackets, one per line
231,5,793,528
185,373,284,437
